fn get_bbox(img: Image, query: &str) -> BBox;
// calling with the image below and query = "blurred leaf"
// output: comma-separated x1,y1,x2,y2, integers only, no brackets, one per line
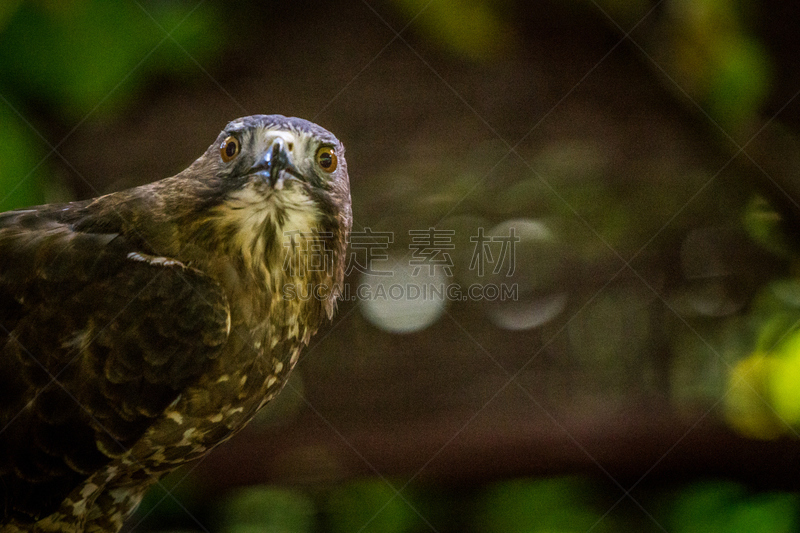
219,486,316,533
0,105,46,211
706,36,772,131
725,492,799,533
474,477,608,533
723,352,785,440
390,0,511,61
0,0,22,31
768,330,800,427
742,196,792,258
326,479,419,533
0,0,222,119
669,481,745,533
653,0,771,133
669,481,799,533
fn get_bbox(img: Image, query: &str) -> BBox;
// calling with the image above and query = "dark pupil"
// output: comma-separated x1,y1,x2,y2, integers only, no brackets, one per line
225,141,237,157
319,152,332,168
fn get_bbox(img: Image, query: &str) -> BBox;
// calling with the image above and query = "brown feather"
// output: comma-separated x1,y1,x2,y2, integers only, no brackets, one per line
0,115,351,532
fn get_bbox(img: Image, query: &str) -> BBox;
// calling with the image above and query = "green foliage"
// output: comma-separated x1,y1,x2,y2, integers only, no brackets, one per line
0,0,22,31
705,35,771,131
653,0,772,133
0,0,223,211
743,195,793,257
325,479,420,533
722,279,800,438
667,481,799,533
389,0,511,61
0,104,46,211
0,0,221,119
219,486,317,533
130,477,800,532
474,477,609,533
387,0,773,131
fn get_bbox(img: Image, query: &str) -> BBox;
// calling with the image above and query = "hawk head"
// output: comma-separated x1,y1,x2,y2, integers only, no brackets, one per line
135,114,353,317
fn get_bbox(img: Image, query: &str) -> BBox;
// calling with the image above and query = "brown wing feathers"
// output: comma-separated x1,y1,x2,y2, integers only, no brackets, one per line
0,207,230,521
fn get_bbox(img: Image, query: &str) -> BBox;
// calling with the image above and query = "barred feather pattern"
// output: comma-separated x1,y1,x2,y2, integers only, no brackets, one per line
0,115,351,532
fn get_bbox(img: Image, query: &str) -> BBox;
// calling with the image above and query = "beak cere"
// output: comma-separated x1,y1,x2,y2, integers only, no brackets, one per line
252,137,301,189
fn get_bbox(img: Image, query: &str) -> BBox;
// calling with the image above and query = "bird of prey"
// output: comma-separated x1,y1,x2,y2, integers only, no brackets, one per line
0,115,352,532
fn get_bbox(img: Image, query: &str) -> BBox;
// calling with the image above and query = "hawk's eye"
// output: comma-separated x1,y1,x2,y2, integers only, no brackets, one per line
315,146,338,173
220,136,240,162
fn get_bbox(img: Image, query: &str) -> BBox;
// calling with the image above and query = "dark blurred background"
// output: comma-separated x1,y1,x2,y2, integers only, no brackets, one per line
4,0,800,531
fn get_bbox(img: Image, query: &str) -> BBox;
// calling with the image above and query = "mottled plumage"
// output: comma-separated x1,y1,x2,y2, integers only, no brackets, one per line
0,115,351,532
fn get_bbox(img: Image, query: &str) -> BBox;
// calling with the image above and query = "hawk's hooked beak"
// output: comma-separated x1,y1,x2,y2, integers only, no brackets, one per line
250,137,302,189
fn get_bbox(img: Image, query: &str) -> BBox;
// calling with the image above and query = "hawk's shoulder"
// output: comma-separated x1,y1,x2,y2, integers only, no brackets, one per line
0,204,231,522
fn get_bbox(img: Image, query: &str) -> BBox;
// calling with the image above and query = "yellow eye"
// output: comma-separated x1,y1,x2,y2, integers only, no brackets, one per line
315,146,338,172
220,136,240,162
